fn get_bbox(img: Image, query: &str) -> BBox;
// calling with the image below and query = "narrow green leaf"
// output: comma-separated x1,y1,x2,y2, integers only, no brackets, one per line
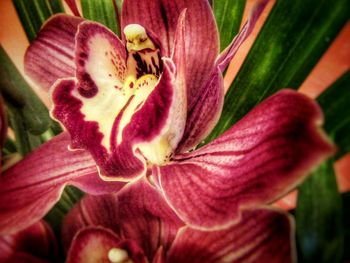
213,0,246,51
12,0,64,42
296,159,344,263
81,0,120,36
206,0,349,142
333,123,350,159
316,71,350,159
2,138,17,156
45,186,84,233
296,71,350,262
0,46,51,135
6,105,43,155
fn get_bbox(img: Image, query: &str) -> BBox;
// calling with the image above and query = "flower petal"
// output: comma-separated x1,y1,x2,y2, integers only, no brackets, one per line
0,132,124,235
157,90,335,229
62,178,182,261
122,0,219,109
74,21,127,97
176,68,224,152
0,220,57,262
166,208,295,263
66,226,148,263
216,0,268,72
51,57,179,179
24,14,83,91
4,253,50,263
169,9,223,151
66,227,120,263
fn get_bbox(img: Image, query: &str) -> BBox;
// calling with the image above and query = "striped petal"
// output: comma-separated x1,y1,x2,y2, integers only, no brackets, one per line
24,14,83,91
66,227,147,263
176,0,269,151
62,178,182,261
166,208,295,263
122,0,219,111
51,24,181,180
176,68,224,152
0,220,57,263
157,90,335,229
0,133,125,235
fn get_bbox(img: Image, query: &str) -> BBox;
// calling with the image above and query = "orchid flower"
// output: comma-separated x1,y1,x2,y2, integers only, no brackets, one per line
62,178,295,263
0,0,334,237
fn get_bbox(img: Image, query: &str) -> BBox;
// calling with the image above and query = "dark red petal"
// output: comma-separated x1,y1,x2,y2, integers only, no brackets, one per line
24,14,83,91
167,208,295,263
158,90,335,229
5,253,50,263
0,220,57,262
176,68,224,152
0,132,124,234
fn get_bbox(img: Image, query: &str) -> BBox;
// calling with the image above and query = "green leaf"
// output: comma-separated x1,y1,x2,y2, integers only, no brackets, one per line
213,0,246,51
12,0,64,42
2,138,17,156
296,71,350,262
44,186,84,233
206,0,349,142
6,104,43,155
0,46,51,136
81,0,121,36
296,159,344,263
317,70,350,159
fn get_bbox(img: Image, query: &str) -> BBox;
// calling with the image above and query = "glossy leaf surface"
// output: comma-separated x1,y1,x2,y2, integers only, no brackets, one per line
212,0,246,51
81,0,120,36
317,70,350,159
206,0,349,142
296,72,350,262
12,0,64,41
296,160,344,263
